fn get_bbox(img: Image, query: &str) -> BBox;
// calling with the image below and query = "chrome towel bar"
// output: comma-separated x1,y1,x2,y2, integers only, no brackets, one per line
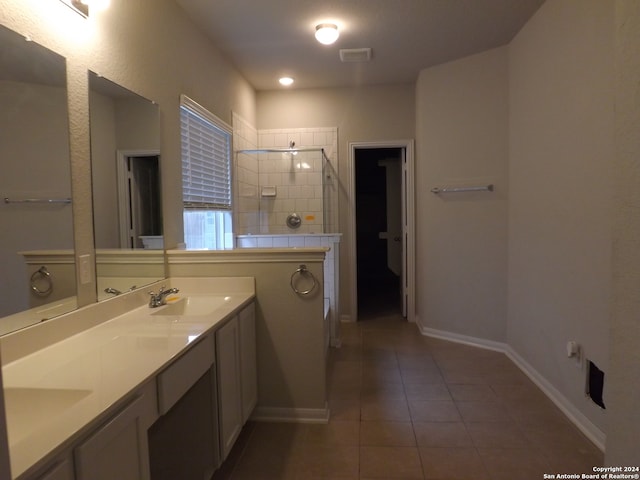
4,197,72,204
430,184,494,194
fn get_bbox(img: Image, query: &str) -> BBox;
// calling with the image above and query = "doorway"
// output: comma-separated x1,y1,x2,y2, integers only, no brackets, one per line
355,148,402,318
116,150,162,249
349,141,415,323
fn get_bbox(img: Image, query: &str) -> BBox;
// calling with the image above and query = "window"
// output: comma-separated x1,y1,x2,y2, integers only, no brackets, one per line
180,95,233,249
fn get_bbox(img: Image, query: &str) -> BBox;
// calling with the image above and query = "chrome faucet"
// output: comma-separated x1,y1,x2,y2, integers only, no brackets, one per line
148,286,180,308
105,285,137,297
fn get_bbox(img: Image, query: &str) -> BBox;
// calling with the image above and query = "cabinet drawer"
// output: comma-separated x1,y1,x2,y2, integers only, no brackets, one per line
157,335,215,414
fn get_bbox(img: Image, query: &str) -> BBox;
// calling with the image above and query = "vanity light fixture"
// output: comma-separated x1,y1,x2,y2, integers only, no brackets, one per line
85,0,111,10
59,0,88,17
279,76,294,87
59,0,110,17
315,23,339,45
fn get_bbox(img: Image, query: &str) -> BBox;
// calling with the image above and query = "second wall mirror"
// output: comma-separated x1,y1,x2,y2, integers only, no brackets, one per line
88,71,165,301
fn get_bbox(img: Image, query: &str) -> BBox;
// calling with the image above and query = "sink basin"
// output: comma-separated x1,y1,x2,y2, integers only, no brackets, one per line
4,387,92,444
151,295,230,316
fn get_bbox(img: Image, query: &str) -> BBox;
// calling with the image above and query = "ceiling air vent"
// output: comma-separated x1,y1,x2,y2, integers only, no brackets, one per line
339,48,372,63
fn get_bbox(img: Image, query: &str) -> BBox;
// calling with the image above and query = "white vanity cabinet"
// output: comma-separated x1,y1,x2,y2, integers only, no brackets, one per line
216,301,257,460
216,315,242,460
31,457,74,480
10,289,257,480
74,383,157,480
23,382,157,480
239,302,257,423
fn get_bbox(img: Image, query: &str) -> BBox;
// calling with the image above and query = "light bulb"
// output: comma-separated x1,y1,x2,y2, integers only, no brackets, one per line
315,24,339,45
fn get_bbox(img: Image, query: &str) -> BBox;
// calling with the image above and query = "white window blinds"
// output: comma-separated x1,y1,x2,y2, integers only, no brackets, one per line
180,95,232,209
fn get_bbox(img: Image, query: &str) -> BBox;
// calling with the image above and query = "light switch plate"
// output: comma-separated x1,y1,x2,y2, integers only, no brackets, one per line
79,254,92,285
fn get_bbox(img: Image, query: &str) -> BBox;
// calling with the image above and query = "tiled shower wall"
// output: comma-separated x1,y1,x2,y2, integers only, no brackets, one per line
232,116,338,235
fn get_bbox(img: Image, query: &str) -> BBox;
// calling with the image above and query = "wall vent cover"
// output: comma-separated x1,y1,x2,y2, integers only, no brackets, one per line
339,48,372,63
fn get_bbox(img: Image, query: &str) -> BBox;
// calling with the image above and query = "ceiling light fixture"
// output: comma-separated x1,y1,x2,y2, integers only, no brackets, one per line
315,23,339,45
279,76,294,86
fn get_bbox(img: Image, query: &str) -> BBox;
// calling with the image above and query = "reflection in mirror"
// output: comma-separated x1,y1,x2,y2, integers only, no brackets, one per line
88,72,165,301
0,24,76,336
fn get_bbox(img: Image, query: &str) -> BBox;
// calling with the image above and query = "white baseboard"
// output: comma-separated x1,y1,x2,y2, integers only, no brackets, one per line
251,404,330,424
505,346,606,452
417,322,606,452
418,325,508,353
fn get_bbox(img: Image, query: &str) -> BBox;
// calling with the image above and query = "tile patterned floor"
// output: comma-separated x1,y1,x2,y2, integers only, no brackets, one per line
214,313,603,480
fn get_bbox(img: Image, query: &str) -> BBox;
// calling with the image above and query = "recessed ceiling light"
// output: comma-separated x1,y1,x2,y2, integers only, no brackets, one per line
279,76,294,86
315,23,339,45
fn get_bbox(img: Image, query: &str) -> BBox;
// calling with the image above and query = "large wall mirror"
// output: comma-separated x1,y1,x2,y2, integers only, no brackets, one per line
88,71,165,300
0,24,76,336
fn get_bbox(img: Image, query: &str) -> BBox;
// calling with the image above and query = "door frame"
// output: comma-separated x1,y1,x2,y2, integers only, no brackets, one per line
116,149,160,248
348,140,415,322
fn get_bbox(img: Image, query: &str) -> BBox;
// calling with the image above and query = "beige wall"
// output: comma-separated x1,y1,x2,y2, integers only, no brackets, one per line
607,0,640,466
413,0,618,445
415,47,509,342
257,84,416,319
89,90,119,248
1,0,256,307
508,0,613,434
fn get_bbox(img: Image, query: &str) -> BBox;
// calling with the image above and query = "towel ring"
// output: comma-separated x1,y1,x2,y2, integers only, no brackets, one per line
290,264,317,296
31,266,53,296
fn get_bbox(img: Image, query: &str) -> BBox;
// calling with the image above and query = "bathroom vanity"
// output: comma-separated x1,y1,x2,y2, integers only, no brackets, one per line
0,277,256,480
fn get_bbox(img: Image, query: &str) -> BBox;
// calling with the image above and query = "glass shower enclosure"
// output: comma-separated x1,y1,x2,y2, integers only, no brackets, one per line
234,146,337,235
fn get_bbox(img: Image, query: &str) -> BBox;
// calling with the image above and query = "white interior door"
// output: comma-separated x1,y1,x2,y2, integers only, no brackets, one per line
379,158,402,277
401,148,408,317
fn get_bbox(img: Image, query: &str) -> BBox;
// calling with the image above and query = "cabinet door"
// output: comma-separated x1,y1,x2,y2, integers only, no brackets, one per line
239,302,257,423
216,316,242,461
74,393,153,480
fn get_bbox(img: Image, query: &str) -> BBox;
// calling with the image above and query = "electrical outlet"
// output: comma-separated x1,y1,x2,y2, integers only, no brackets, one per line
566,341,582,368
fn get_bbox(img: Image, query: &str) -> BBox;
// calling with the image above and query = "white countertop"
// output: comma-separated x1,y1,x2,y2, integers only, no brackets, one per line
1,277,255,479
0,298,79,337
